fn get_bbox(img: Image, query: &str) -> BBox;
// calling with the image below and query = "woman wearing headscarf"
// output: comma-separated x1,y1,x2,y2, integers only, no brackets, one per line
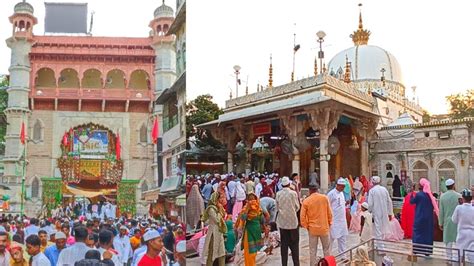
350,246,376,266
392,175,403,199
352,177,363,200
217,181,228,211
202,191,227,266
410,178,439,256
401,184,416,239
186,184,205,230
359,175,369,195
235,193,265,266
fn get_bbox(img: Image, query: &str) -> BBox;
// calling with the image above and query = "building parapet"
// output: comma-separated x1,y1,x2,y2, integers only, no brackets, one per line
225,74,374,110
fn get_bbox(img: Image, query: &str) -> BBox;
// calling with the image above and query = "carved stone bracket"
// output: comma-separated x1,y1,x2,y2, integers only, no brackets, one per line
308,108,342,138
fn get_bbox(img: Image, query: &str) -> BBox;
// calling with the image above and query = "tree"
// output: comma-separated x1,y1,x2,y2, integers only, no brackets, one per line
0,76,8,153
422,109,431,123
446,90,474,119
186,94,224,149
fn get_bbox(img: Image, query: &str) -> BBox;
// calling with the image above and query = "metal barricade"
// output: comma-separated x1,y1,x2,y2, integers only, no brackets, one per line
464,249,474,265
334,238,465,265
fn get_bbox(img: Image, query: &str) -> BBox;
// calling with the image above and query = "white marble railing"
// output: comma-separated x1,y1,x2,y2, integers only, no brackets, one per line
225,74,374,109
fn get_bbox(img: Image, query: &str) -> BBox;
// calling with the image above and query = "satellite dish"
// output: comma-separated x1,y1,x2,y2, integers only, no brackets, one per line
106,78,113,84
328,136,340,155
59,76,66,83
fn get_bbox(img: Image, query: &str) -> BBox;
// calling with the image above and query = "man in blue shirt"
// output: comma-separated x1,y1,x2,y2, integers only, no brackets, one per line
44,231,67,266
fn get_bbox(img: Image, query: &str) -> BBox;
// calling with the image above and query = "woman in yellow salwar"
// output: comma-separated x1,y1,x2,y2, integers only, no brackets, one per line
235,193,266,266
202,191,227,266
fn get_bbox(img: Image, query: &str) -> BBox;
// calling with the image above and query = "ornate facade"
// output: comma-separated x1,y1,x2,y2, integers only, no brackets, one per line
200,9,424,193
2,1,176,215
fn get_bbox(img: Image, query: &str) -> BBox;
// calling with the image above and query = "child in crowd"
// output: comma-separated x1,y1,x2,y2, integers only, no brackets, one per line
359,202,373,243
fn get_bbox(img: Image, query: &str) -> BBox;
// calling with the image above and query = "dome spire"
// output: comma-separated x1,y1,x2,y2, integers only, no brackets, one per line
343,55,351,83
350,3,371,46
268,54,273,89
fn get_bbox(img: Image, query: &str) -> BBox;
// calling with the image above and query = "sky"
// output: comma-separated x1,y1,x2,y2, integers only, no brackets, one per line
187,0,474,115
0,0,176,71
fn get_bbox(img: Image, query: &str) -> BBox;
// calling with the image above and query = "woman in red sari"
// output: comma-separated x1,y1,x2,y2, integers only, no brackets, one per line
359,175,369,195
401,184,416,238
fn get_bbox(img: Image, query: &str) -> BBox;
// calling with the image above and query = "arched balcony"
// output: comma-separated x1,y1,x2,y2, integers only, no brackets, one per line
81,69,102,88
58,68,80,88
129,70,149,90
105,69,126,89
35,68,56,88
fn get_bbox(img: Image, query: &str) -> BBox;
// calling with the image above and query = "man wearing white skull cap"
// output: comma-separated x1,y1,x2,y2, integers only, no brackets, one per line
327,178,348,255
367,176,393,249
439,178,461,260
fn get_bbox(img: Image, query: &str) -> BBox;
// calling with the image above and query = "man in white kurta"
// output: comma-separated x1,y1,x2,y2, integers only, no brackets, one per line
367,176,393,249
452,189,474,262
327,178,349,255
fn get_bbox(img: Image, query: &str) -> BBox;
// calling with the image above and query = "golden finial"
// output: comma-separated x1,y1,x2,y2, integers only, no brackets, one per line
323,62,327,73
314,57,318,76
245,85,248,95
343,55,351,83
229,88,232,99
350,4,371,46
257,83,260,92
291,72,294,82
269,54,273,89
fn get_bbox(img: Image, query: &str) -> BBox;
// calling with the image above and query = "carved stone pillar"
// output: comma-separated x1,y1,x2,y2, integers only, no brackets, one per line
235,123,252,173
308,108,342,193
357,118,378,176
279,113,300,175
227,152,234,173
319,131,330,193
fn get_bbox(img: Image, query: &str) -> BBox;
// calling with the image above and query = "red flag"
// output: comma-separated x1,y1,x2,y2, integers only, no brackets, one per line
62,132,69,147
20,122,26,145
151,117,159,144
116,132,121,161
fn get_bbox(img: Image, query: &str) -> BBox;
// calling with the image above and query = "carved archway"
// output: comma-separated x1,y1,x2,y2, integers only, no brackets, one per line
57,123,123,187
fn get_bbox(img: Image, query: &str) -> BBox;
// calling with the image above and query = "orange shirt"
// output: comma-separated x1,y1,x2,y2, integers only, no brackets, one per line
300,192,333,236
130,236,141,250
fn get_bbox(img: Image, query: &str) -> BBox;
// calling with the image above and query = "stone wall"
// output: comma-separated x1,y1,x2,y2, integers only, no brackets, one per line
6,110,155,216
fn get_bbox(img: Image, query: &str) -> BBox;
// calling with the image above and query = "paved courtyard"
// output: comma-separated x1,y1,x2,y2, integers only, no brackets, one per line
187,229,459,266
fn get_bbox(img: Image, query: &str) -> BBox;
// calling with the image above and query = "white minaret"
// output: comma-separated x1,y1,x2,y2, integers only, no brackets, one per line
149,1,176,187
3,2,37,182
150,1,177,94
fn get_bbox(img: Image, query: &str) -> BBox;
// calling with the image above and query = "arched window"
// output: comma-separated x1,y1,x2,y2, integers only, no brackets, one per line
157,25,162,36
412,161,429,184
438,160,455,181
36,68,56,88
82,69,102,88
105,69,126,89
129,70,149,90
31,177,39,198
18,20,25,31
32,120,42,142
59,68,80,88
163,24,169,33
141,181,148,193
139,124,147,143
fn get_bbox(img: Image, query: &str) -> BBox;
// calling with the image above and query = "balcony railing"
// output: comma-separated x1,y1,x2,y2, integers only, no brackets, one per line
31,87,152,101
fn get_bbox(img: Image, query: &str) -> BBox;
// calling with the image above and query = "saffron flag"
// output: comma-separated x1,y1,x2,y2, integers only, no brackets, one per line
20,122,26,145
151,117,159,144
116,132,121,161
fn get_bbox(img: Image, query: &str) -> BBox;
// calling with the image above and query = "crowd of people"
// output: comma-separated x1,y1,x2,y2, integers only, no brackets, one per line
0,200,186,266
186,171,474,265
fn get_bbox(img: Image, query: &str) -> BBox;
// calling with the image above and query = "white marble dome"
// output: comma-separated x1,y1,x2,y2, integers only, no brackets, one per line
328,45,403,85
154,2,174,18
